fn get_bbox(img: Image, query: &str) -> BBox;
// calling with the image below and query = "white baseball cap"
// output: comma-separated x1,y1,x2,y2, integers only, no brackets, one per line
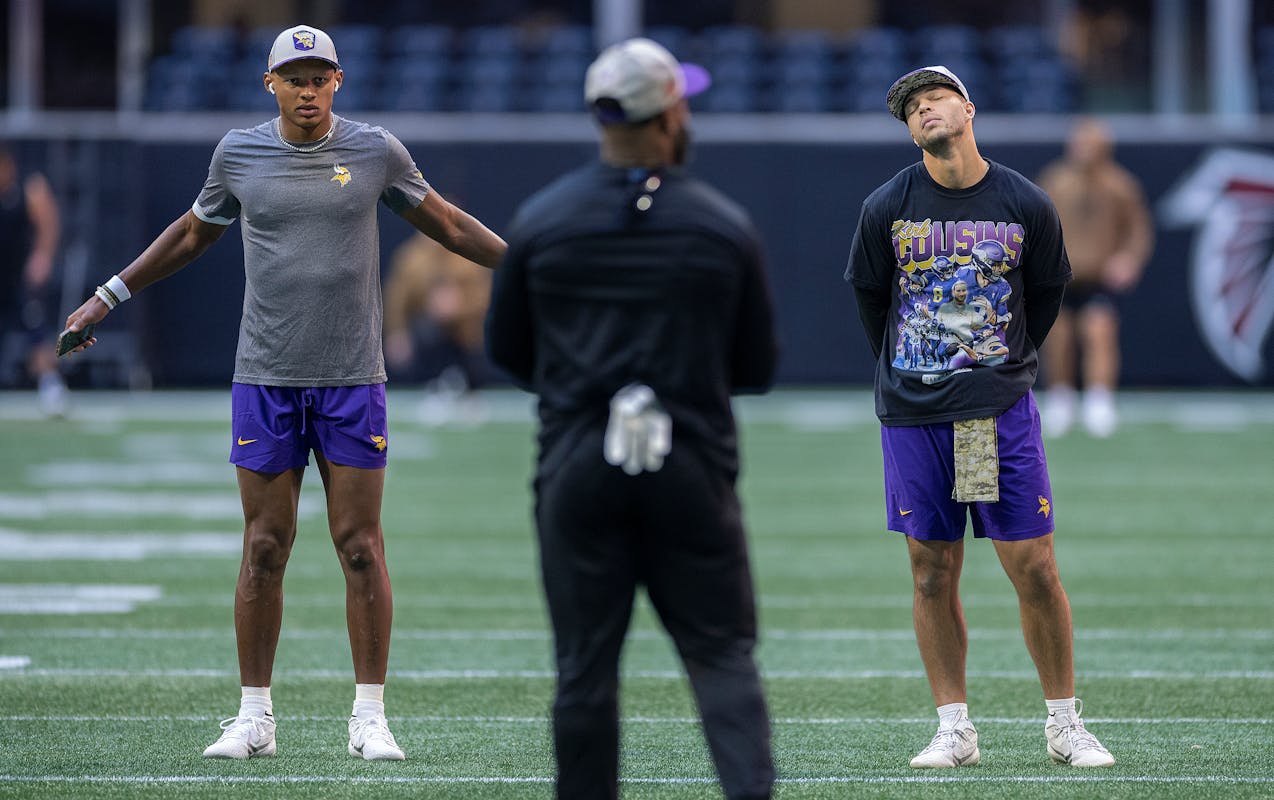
268,25,341,72
886,65,970,121
584,37,711,125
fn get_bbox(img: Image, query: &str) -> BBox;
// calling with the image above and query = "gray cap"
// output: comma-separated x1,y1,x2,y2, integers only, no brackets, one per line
584,37,711,124
886,65,969,121
268,25,340,72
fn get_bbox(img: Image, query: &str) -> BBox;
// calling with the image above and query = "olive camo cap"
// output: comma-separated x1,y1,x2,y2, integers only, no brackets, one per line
886,65,970,121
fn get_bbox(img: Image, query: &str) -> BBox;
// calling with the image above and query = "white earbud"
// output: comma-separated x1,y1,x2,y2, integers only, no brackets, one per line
267,84,276,95
333,81,341,93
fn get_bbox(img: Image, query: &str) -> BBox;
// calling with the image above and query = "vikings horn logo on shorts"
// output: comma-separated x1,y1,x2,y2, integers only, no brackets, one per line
1160,148,1274,382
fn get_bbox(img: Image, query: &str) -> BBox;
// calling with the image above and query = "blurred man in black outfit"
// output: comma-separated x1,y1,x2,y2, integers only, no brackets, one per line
486,37,778,800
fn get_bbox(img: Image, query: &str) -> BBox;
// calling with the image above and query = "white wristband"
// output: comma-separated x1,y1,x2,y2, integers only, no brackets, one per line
95,275,131,310
106,275,131,303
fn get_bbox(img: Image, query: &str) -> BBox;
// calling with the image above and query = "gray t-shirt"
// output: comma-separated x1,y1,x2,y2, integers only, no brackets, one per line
193,115,431,386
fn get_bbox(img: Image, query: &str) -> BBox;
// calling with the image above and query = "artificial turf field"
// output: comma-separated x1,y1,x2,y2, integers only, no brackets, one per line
0,388,1270,799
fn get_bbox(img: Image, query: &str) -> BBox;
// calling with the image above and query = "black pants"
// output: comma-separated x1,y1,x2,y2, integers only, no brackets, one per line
534,430,774,800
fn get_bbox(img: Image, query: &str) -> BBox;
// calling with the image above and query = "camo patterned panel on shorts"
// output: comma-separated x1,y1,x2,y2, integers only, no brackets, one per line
951,417,999,503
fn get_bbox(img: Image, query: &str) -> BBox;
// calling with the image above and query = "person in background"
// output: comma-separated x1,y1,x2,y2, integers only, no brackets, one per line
383,231,493,423
0,144,67,417
1036,118,1154,437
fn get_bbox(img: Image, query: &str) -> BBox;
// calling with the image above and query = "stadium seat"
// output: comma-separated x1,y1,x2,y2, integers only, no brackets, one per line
912,24,981,59
379,81,449,112
527,84,586,113
384,54,451,87
452,82,518,113
708,55,761,93
169,26,238,61
773,29,835,64
643,26,691,59
537,25,594,59
700,24,765,61
246,26,281,63
460,25,522,59
768,83,831,113
328,25,383,58
532,52,590,87
698,83,756,113
457,54,519,88
386,24,454,59
849,26,908,64
985,24,1053,60
839,59,907,113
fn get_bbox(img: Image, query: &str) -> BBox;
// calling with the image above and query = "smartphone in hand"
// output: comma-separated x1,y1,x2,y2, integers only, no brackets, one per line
56,323,96,357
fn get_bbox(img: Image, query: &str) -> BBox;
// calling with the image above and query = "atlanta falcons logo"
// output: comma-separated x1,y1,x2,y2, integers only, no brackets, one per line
1161,148,1274,382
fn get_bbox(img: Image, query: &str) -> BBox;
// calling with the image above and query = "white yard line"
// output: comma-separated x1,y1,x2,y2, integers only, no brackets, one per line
2,714,1270,725
0,774,1269,786
4,626,1270,641
3,667,1272,680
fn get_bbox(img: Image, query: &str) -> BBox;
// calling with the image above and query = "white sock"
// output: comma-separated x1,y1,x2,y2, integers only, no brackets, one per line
1046,697,1076,719
239,686,272,718
936,702,969,730
353,683,385,718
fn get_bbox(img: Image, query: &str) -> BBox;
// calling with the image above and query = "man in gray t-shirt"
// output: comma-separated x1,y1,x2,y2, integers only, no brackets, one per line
62,24,506,762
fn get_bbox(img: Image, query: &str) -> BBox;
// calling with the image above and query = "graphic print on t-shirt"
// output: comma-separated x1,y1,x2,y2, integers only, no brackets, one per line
891,218,1024,378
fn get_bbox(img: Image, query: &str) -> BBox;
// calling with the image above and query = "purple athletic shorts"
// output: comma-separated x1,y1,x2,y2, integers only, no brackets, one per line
230,383,389,472
880,390,1054,541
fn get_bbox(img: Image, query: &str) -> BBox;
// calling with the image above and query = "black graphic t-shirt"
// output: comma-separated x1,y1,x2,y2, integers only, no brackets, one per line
846,160,1071,425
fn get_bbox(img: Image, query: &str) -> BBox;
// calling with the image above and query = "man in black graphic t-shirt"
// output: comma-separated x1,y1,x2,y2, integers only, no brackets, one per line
845,65,1115,771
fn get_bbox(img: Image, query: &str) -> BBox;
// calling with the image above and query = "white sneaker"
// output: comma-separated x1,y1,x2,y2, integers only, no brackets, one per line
910,721,980,768
1046,700,1115,767
37,372,68,419
1043,388,1076,438
348,713,406,761
202,714,276,759
1081,391,1117,438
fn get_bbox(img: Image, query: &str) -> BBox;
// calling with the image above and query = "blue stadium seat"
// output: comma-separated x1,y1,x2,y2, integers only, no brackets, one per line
773,29,835,64
1254,26,1274,60
457,54,519,88
700,24,765,60
147,56,228,110
384,54,451,87
328,25,383,58
528,84,586,113
774,55,833,90
840,59,909,113
460,25,522,59
227,81,281,113
985,24,1053,60
848,26,908,63
169,26,238,60
996,59,1077,113
698,83,756,113
708,55,761,92
768,83,831,113
385,25,454,59
538,25,594,58
643,26,691,59
533,52,589,87
452,83,518,112
246,27,280,63
379,81,449,112
912,24,981,59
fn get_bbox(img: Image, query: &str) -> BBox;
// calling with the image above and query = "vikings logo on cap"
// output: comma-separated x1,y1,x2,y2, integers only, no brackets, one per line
293,30,316,51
